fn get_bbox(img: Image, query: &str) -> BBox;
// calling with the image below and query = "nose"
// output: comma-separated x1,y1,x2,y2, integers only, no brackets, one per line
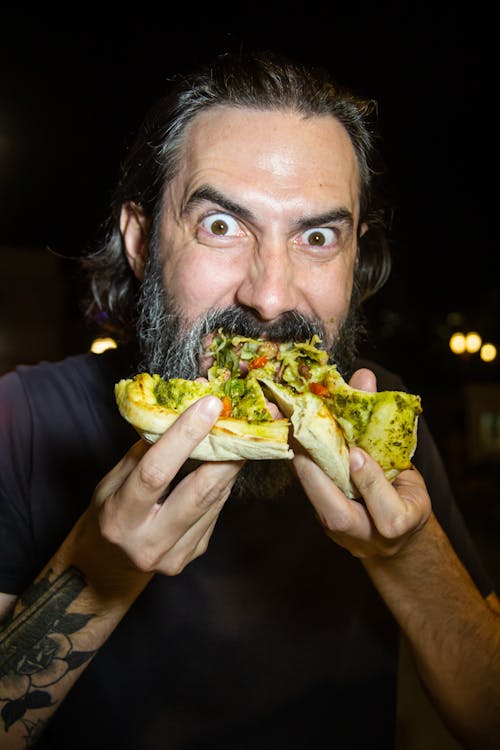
235,241,298,321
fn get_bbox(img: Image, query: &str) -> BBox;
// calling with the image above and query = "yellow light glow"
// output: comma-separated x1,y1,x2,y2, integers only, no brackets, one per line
449,332,466,354
480,343,497,362
465,331,482,353
90,337,118,354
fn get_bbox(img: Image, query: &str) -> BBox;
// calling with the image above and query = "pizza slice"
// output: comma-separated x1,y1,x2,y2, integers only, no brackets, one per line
115,331,422,497
114,371,292,461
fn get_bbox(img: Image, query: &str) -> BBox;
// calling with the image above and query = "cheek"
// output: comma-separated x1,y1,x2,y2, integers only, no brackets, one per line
163,249,244,320
304,260,355,329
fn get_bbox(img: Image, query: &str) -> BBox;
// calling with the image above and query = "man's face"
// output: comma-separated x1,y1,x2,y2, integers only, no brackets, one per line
153,106,361,350
127,106,364,501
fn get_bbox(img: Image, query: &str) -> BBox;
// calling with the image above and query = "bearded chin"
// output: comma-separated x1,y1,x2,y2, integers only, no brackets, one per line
135,250,365,502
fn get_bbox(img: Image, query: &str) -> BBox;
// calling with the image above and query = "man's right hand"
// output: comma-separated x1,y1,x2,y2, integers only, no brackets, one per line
0,397,243,749
66,394,243,602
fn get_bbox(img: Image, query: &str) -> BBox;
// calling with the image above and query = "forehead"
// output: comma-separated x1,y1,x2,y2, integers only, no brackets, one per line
174,106,360,210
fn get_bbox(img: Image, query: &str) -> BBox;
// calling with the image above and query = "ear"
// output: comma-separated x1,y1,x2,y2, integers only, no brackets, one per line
120,202,150,281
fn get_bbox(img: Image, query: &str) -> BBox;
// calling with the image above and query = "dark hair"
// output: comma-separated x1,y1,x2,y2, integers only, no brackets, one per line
82,50,391,340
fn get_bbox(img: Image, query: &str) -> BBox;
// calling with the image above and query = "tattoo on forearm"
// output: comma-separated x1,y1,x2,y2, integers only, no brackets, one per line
0,567,97,744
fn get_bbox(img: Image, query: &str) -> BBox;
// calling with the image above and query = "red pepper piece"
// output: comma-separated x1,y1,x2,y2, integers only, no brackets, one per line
220,395,232,417
309,382,330,398
248,355,268,370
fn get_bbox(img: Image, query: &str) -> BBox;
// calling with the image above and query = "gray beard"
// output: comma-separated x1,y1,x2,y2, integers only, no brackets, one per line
135,246,365,503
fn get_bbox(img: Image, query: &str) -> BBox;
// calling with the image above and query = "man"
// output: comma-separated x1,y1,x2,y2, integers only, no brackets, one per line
0,51,498,749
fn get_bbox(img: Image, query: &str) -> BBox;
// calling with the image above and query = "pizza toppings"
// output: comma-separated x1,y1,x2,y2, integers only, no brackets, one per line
115,330,422,494
207,329,329,392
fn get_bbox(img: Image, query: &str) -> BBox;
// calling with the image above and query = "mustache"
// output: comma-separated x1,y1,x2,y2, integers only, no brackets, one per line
195,307,328,377
198,306,327,345
138,303,329,381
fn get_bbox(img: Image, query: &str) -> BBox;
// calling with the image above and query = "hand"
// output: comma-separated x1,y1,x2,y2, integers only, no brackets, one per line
68,396,243,598
293,368,431,559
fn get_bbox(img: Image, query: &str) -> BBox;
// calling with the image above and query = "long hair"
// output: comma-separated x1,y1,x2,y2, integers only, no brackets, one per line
82,50,391,340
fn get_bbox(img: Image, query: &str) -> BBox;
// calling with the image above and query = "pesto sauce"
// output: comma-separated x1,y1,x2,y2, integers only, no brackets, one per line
154,378,211,411
325,391,373,436
231,377,272,422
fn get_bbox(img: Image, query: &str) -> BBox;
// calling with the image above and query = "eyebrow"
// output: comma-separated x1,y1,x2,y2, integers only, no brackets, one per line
182,183,354,233
182,185,255,222
293,208,354,234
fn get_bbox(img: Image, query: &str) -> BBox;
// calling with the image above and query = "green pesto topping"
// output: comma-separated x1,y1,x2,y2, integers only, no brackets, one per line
325,390,374,437
154,378,211,412
230,377,272,422
206,364,273,422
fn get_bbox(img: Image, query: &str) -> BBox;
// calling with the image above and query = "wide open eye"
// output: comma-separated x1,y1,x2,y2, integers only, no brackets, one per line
291,226,342,259
300,227,337,248
199,212,242,238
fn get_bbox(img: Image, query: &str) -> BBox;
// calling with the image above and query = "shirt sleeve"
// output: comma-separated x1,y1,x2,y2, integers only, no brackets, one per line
0,371,38,593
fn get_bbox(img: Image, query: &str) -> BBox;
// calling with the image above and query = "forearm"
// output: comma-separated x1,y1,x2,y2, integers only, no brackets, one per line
364,513,500,749
0,510,151,749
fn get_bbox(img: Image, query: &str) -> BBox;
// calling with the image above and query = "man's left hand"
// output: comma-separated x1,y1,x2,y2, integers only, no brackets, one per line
293,368,431,558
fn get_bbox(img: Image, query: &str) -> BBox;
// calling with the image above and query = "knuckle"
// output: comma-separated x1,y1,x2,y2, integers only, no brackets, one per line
161,554,188,577
319,509,353,535
355,471,383,496
377,518,405,540
138,460,170,490
99,505,123,546
127,543,161,573
196,541,209,558
194,536,210,558
99,511,162,573
179,406,214,446
182,419,208,444
191,469,233,511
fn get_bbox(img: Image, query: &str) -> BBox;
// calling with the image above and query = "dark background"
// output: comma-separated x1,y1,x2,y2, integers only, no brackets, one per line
1,7,499,383
1,6,499,573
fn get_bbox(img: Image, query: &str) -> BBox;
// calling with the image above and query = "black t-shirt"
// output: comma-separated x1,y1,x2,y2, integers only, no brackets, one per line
0,348,493,749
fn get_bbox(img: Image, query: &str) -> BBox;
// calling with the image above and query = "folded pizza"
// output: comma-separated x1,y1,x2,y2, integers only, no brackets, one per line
257,370,422,498
115,331,422,497
114,371,292,461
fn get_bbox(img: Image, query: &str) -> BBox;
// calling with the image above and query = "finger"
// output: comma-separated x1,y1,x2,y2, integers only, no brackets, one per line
265,399,283,419
349,367,377,392
100,462,243,575
153,459,242,541
107,461,241,574
293,451,371,537
349,447,426,539
152,503,222,576
109,395,223,524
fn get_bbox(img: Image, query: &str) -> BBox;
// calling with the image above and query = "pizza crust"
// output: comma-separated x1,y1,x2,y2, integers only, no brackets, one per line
258,378,355,497
115,376,293,461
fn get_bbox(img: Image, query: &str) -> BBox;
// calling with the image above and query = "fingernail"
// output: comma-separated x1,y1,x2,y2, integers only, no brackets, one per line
197,396,222,424
350,447,365,471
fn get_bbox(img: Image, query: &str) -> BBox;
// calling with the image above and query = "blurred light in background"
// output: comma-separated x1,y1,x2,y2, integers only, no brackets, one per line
449,332,466,354
449,330,497,363
90,337,117,354
465,331,482,354
480,343,497,363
